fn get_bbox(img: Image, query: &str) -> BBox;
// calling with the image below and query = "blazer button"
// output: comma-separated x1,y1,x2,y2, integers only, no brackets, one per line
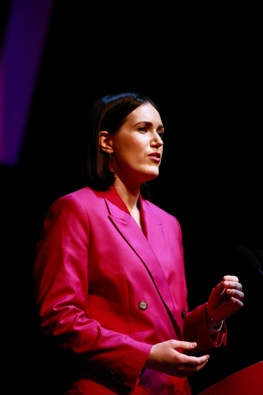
181,309,186,319
138,301,148,310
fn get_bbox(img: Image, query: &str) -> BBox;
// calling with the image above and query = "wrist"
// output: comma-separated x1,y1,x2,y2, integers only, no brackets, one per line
207,315,224,330
206,308,224,331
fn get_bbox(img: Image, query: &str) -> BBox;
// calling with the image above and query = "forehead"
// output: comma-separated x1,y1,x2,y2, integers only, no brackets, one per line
127,103,162,125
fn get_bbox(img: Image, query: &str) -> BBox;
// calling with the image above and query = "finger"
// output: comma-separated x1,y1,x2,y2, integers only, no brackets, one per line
226,286,244,295
171,340,197,351
222,275,239,282
223,280,243,292
231,297,244,306
212,281,226,296
183,354,210,369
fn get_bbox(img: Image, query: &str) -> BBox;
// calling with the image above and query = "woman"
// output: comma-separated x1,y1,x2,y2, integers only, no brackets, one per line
33,92,244,394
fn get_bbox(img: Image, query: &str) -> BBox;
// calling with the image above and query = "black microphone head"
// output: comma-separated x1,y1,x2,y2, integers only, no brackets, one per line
254,249,263,265
234,245,263,276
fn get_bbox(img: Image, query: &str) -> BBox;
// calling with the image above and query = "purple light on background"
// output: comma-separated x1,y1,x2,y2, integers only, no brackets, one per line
0,0,53,166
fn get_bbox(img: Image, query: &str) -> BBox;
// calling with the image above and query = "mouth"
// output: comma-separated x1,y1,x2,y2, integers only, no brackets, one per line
148,153,161,163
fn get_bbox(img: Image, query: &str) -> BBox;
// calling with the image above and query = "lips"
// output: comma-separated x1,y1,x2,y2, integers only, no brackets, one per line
148,153,161,162
148,152,161,159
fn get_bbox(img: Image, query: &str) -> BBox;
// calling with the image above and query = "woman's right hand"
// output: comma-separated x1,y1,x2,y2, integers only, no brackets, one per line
145,339,210,377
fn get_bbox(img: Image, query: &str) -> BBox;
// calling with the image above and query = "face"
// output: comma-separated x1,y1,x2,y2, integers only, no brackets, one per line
101,103,164,188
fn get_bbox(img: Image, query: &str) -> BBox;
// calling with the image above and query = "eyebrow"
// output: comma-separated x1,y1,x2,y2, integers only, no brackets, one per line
134,120,164,130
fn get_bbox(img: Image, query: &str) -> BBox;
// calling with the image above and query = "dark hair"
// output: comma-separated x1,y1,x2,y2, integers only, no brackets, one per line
82,92,160,199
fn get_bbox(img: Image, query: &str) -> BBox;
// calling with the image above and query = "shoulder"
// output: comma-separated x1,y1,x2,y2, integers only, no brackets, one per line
48,186,102,215
56,186,100,203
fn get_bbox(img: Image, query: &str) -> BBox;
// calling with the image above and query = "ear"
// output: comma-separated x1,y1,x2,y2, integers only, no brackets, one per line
99,131,113,154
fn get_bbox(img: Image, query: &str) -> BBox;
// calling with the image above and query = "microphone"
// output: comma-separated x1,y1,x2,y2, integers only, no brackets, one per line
254,249,263,269
234,245,263,277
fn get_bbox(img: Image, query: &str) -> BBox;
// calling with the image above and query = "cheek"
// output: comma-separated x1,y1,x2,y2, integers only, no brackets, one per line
113,135,147,157
130,138,148,150
120,140,144,154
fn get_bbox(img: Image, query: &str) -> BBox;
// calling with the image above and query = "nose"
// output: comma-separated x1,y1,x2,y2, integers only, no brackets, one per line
152,131,163,147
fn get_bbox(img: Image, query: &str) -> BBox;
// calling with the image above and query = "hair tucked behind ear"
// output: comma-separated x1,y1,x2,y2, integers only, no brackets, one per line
82,92,159,200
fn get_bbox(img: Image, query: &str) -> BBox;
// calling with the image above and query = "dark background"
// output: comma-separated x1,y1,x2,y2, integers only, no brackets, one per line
1,2,262,393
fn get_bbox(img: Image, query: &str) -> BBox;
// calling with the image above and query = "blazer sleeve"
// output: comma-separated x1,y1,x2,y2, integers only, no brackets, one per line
183,302,227,353
33,194,152,392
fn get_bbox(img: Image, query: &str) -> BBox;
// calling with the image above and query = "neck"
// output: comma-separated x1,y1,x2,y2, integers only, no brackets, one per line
113,178,140,213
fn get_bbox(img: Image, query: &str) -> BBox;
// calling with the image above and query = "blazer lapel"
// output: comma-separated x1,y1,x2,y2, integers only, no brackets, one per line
101,188,181,332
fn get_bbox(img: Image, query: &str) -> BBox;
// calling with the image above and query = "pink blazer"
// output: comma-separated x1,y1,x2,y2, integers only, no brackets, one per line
33,186,226,395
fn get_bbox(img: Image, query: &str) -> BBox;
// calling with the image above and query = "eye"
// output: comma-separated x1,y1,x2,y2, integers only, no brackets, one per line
137,126,147,132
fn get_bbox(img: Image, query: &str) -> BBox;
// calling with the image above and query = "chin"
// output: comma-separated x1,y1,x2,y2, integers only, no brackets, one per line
145,171,159,181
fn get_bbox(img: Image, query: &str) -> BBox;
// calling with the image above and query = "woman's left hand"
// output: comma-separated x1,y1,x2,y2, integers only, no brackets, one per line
206,275,244,323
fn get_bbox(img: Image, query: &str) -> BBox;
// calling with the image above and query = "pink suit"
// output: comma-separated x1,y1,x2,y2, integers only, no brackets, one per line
33,186,226,394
